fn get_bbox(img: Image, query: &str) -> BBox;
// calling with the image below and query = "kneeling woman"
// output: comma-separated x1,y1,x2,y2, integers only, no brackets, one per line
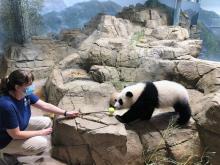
0,69,78,155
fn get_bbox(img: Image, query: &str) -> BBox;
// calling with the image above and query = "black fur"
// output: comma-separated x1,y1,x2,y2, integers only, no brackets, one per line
173,101,191,125
126,91,133,98
115,82,159,123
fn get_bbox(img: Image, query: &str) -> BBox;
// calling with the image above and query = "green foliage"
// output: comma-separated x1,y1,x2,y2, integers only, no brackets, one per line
130,30,145,46
132,30,145,41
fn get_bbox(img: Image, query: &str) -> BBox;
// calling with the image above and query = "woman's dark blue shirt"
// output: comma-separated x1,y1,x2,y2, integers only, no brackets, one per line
0,94,39,149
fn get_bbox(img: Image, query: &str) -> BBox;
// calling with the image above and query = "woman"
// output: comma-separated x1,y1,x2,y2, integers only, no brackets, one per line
0,69,78,156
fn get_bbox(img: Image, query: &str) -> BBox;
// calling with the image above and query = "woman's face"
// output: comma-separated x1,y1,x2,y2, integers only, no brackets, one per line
15,81,32,96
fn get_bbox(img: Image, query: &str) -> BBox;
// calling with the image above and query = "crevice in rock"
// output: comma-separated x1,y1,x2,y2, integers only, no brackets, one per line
91,147,112,165
197,67,216,79
150,122,189,163
80,117,109,126
112,18,120,37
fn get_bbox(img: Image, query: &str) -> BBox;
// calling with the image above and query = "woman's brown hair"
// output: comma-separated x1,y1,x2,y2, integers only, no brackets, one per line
0,69,34,94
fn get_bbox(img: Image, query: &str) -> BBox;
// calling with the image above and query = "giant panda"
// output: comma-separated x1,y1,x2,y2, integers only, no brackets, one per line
114,80,191,125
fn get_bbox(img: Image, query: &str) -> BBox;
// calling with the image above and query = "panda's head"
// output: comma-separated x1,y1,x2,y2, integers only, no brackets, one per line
114,90,133,109
114,83,145,109
109,92,120,107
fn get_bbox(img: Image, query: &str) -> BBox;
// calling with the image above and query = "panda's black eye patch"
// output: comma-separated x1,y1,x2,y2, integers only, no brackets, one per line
126,91,133,98
119,99,123,105
114,99,117,102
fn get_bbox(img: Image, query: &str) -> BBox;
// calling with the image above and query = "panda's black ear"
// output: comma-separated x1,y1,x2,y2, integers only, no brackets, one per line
126,91,133,98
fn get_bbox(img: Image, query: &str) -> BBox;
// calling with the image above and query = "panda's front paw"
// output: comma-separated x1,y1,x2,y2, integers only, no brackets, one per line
115,115,126,123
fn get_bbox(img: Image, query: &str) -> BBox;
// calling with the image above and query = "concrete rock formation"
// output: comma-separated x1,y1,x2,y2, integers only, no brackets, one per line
2,5,220,165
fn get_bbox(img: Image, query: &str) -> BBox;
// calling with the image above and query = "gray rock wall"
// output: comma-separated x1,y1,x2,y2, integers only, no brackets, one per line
3,38,75,79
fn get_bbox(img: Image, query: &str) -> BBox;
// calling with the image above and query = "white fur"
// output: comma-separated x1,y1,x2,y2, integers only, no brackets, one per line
114,83,145,109
114,80,189,110
153,80,189,108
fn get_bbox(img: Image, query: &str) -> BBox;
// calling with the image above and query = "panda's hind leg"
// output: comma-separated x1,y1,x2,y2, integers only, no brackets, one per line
173,101,191,125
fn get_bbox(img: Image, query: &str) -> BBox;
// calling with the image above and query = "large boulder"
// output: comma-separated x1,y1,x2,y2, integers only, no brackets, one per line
193,91,220,165
89,65,120,83
50,78,134,164
45,53,93,105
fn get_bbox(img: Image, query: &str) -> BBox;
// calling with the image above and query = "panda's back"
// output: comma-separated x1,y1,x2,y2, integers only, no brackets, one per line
153,80,189,108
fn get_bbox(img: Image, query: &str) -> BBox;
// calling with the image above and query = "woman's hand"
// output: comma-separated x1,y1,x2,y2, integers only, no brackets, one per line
65,111,79,118
39,128,53,136
33,100,80,118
